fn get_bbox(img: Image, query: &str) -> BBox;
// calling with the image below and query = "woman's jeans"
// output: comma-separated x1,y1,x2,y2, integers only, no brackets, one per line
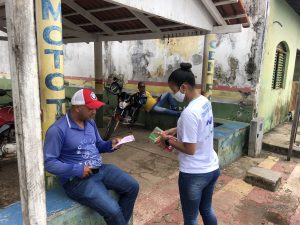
179,168,220,225
63,164,139,225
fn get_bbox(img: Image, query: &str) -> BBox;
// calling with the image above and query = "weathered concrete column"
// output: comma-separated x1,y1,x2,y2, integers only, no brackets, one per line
201,34,217,101
36,0,65,189
5,0,47,224
36,0,65,138
94,41,104,128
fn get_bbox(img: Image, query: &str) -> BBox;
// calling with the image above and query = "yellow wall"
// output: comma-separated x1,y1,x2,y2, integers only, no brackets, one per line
258,0,300,132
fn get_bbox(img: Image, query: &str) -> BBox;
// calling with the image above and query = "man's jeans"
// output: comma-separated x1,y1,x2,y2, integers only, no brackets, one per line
179,169,220,225
63,164,139,225
152,92,180,116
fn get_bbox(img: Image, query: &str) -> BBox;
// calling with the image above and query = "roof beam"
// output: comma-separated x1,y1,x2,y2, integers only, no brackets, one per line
117,28,149,33
88,5,122,12
63,5,122,17
200,0,227,25
104,0,214,31
129,10,160,32
64,37,97,43
63,28,99,39
224,13,247,20
214,0,238,6
99,29,202,42
158,24,187,29
104,17,137,24
63,0,116,35
211,24,242,34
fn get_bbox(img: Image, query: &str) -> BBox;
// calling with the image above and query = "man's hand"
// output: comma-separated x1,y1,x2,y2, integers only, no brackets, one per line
81,165,92,178
112,137,122,150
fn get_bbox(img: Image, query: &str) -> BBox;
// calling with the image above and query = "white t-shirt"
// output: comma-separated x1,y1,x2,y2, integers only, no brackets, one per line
177,95,219,173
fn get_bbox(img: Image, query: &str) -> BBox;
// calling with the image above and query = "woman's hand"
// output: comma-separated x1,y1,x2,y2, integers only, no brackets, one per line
164,128,177,136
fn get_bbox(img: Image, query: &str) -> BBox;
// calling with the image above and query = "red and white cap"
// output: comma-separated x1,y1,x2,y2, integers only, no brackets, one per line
71,89,105,109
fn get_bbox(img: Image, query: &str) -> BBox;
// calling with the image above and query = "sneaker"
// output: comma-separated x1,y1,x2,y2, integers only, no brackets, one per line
172,106,183,111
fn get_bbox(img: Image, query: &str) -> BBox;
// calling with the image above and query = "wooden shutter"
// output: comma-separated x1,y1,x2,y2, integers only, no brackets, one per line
272,43,287,89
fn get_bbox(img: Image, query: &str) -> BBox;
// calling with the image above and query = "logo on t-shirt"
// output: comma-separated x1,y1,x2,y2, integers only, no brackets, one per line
206,116,213,126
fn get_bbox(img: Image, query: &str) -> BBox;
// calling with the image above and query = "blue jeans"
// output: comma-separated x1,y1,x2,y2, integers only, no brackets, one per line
179,169,220,225
152,92,180,116
63,164,139,225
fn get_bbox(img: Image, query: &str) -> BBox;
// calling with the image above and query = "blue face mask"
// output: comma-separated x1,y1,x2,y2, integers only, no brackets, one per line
173,90,185,102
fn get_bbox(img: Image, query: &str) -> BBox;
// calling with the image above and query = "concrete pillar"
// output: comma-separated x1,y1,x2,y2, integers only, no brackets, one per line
94,41,104,128
5,0,47,223
248,117,264,157
201,34,217,101
36,0,65,138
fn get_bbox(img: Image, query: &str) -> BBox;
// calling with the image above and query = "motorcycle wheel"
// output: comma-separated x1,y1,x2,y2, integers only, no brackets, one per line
103,118,119,141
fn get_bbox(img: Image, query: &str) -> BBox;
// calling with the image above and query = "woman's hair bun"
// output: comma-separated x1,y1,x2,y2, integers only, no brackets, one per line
180,62,192,71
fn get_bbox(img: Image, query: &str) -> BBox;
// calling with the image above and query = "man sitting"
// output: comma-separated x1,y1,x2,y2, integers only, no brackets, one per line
130,81,181,119
44,89,139,225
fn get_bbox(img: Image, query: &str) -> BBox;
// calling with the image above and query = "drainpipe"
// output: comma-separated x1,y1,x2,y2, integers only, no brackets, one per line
36,0,65,138
201,34,217,101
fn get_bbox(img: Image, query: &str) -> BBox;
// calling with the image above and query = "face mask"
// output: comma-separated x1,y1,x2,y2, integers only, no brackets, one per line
173,90,185,102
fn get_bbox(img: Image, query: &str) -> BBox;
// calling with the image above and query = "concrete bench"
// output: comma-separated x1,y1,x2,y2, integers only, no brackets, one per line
214,118,249,167
0,187,133,225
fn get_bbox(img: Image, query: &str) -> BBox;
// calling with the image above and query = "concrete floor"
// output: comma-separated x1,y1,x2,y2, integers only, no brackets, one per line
263,121,300,156
2,122,300,224
102,124,300,225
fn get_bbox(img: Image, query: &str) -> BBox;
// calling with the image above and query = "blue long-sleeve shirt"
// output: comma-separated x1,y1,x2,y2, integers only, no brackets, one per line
44,112,113,184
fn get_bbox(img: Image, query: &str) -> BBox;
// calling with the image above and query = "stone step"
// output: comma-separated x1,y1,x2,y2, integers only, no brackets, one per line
245,166,282,192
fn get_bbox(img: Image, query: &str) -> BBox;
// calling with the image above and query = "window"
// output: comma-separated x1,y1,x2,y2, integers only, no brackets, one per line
272,42,288,89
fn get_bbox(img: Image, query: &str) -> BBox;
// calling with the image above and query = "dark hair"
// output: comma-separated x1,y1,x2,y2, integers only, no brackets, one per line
168,63,195,88
138,81,145,87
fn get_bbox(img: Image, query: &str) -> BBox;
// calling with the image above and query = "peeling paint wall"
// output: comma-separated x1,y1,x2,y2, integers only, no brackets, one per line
214,0,267,89
103,36,204,85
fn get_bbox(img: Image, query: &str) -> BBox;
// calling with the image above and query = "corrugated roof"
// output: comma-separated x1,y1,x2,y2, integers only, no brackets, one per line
106,20,147,31
0,0,251,42
91,7,134,21
74,0,115,10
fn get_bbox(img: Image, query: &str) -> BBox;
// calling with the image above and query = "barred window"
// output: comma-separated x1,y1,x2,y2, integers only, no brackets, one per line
272,42,288,89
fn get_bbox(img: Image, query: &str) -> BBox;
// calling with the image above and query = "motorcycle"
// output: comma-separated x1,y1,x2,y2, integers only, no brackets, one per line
103,79,147,140
103,91,132,141
0,89,16,158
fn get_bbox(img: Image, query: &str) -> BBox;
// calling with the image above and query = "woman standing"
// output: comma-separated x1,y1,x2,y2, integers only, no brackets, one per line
159,63,220,225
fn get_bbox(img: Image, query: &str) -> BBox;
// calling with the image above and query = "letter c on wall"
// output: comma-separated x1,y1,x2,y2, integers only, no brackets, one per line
45,73,64,91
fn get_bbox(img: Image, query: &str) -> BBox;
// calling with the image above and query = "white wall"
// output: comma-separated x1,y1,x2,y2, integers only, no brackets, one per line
0,36,10,77
64,42,94,77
